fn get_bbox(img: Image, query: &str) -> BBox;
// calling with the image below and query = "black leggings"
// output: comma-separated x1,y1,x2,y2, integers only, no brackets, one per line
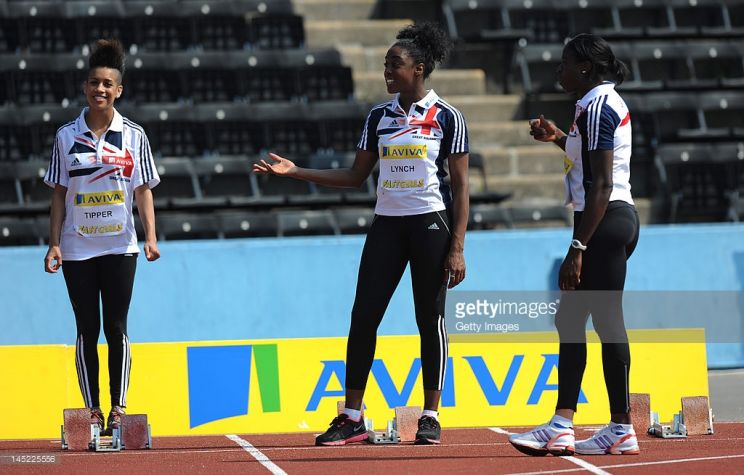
555,201,640,414
62,254,137,409
346,211,451,392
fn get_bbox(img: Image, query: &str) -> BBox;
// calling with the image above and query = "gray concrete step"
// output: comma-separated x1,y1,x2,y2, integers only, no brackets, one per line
445,94,521,123
468,121,537,148
484,174,566,201
293,0,375,21
338,45,389,72
477,144,565,175
305,19,411,48
354,69,486,104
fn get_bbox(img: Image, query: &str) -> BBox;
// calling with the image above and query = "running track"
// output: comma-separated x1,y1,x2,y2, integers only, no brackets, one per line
2,423,744,474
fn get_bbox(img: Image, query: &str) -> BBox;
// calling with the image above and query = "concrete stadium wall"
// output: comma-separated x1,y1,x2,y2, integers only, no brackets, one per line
1,223,743,367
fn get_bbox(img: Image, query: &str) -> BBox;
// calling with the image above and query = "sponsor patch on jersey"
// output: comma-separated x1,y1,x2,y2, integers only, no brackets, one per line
381,144,427,159
382,179,425,189
74,190,125,207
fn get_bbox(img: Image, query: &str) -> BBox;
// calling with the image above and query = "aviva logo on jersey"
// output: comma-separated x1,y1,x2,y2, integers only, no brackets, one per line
74,191,125,207
382,144,427,159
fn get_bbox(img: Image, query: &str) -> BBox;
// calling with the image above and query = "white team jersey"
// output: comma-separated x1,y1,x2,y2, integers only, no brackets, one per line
44,107,159,260
358,90,469,216
564,82,634,211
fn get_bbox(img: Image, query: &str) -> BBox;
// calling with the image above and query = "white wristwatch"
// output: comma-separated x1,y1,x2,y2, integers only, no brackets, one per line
571,238,587,251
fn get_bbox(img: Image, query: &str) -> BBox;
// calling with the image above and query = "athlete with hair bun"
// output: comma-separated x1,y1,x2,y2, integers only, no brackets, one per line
254,22,470,446
44,39,160,436
508,34,641,457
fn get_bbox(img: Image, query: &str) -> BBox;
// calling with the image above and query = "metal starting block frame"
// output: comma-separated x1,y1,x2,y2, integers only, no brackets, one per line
366,406,421,445
648,411,688,438
366,419,400,444
91,426,122,452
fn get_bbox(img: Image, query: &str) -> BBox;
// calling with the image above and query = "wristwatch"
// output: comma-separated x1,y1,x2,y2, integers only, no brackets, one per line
571,238,587,251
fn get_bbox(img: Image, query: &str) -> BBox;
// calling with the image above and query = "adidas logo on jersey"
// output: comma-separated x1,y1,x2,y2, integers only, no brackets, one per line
428,223,439,230
70,157,81,166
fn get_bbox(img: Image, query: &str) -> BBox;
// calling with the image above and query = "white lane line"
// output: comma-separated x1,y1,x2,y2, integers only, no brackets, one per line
507,453,744,475
226,434,287,475
490,427,610,475
489,427,514,435
563,456,612,475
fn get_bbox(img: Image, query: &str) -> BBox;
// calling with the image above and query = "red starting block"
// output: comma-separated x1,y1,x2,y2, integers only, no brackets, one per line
61,408,95,451
121,414,152,449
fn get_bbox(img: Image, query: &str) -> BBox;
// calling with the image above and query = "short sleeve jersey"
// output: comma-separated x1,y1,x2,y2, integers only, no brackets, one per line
358,90,469,216
564,82,634,211
44,107,160,260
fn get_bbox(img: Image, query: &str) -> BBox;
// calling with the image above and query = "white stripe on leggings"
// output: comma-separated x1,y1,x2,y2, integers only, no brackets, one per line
76,335,92,407
437,314,448,390
119,334,131,407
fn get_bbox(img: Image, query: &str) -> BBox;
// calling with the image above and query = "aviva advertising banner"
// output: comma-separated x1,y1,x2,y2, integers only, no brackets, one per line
0,331,708,439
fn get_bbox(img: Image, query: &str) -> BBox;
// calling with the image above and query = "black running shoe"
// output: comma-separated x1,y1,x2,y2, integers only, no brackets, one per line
315,414,368,446
415,416,441,444
103,406,125,436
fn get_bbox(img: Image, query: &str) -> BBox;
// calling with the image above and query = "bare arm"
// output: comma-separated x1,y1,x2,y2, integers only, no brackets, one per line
530,114,568,152
253,150,378,189
559,150,613,290
134,184,160,262
44,184,67,273
444,153,469,288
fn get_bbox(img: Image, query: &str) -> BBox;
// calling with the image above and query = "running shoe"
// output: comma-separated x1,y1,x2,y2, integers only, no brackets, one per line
103,406,126,436
575,423,640,455
90,407,104,433
508,419,575,456
415,416,441,445
315,414,368,446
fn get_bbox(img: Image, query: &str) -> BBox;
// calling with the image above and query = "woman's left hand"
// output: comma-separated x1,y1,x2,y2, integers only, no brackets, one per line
443,250,466,289
559,248,582,290
144,240,160,262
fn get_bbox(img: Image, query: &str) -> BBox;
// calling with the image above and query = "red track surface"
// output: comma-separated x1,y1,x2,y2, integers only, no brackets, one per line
2,423,744,474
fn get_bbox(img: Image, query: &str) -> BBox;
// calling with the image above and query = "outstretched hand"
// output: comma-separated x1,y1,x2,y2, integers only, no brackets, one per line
252,153,296,176
529,114,559,143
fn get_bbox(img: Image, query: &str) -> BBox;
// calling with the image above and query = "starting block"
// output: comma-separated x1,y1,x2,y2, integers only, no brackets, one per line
61,409,152,452
629,393,653,433
61,409,96,451
648,396,714,439
121,414,152,449
681,396,714,436
367,406,421,445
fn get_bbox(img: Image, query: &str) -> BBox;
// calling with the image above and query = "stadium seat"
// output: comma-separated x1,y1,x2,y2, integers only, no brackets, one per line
333,207,376,234
14,159,51,205
509,200,571,228
216,210,278,238
276,209,339,237
655,141,743,222
250,14,305,50
191,156,259,203
156,212,220,240
152,157,201,207
0,217,42,246
0,162,21,207
469,203,512,230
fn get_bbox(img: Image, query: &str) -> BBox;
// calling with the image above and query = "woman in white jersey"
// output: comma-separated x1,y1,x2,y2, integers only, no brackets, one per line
254,22,469,445
508,34,641,457
43,39,160,436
